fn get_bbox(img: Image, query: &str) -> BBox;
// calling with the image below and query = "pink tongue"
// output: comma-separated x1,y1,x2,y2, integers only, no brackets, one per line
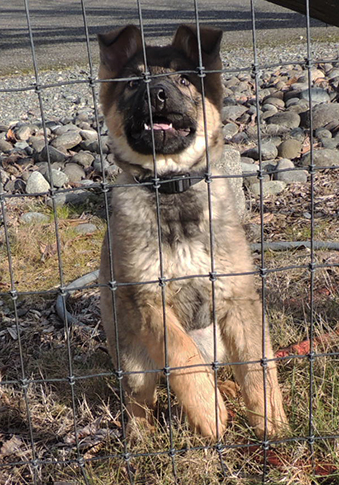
153,123,172,130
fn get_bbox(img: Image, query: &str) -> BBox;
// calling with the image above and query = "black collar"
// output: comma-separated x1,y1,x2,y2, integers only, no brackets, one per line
135,172,205,194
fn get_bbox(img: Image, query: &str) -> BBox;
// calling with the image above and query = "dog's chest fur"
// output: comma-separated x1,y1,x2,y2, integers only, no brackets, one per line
112,178,212,280
108,173,245,331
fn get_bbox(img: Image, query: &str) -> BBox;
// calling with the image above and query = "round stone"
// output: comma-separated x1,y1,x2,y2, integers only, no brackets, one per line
241,162,259,172
300,148,339,167
44,168,69,188
92,157,110,173
29,136,46,153
224,76,239,88
327,68,339,80
251,180,287,196
15,125,32,141
71,151,95,168
47,193,66,208
263,96,285,109
266,111,301,129
74,223,97,234
299,88,330,104
277,139,302,158
14,141,29,150
80,129,98,142
79,140,100,153
223,122,238,139
0,139,13,152
243,141,278,161
301,103,339,130
274,159,308,184
63,163,86,182
221,105,248,123
262,104,278,113
26,171,51,194
223,96,237,106
52,123,81,136
51,132,82,150
285,97,301,108
321,139,338,149
20,212,50,224
39,145,68,163
315,128,332,139
289,127,306,142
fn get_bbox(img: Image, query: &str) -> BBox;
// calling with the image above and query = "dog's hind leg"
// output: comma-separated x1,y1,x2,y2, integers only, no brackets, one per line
219,298,288,439
140,306,228,440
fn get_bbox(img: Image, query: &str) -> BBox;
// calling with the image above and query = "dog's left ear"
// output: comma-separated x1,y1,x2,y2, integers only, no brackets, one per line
98,25,143,79
172,25,222,69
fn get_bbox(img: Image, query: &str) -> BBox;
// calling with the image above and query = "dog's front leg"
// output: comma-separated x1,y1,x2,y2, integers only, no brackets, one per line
219,299,288,439
141,306,228,439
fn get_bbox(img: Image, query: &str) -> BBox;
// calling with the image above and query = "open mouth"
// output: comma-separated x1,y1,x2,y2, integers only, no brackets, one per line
127,113,196,154
143,117,192,137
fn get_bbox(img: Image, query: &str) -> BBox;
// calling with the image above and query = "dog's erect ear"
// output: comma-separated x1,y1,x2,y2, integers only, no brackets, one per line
172,25,222,69
98,25,143,79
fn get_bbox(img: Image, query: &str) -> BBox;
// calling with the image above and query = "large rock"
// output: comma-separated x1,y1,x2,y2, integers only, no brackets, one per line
251,180,286,197
299,88,330,104
277,139,302,159
44,168,69,188
300,148,339,167
0,139,13,152
300,103,339,130
63,163,86,183
213,147,246,218
266,111,301,129
26,171,50,194
20,212,50,224
242,141,278,161
274,159,308,184
51,131,82,150
39,145,67,163
221,105,248,123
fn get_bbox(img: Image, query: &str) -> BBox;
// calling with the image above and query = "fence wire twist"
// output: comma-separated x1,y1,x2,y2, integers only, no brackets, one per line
0,1,339,484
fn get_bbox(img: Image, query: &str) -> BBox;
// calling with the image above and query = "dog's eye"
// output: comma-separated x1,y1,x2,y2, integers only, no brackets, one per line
128,79,140,89
180,76,190,87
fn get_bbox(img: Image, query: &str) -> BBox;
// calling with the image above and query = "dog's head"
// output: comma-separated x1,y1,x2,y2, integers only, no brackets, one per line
98,25,223,174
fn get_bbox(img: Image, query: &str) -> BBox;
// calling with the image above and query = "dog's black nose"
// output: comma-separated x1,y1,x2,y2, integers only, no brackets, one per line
156,88,166,103
146,85,167,110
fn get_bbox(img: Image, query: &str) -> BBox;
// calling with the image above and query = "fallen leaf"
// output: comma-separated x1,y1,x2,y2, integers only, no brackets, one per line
251,213,274,224
6,128,16,142
0,435,23,457
39,242,58,262
7,326,18,340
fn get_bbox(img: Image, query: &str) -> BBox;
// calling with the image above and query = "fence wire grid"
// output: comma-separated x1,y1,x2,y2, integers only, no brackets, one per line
0,0,339,484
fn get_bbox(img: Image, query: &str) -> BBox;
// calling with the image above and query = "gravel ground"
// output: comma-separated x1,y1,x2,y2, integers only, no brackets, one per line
0,40,339,217
0,41,339,125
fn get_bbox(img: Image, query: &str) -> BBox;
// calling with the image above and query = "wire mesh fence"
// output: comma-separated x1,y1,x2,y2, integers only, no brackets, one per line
0,1,339,484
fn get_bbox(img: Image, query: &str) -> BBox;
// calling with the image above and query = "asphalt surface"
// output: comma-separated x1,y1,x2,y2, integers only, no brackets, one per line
0,0,338,76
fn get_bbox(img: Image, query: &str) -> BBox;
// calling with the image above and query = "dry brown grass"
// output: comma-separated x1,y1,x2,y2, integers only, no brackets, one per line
0,170,338,484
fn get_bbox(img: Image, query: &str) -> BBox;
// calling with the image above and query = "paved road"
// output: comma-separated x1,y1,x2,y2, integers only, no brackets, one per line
0,0,338,76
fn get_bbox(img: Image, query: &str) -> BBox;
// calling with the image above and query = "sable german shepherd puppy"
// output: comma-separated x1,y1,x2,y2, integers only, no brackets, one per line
98,24,287,440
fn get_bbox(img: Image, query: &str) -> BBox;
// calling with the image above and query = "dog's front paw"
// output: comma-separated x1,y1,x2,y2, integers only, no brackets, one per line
187,388,228,440
126,416,156,443
247,402,289,440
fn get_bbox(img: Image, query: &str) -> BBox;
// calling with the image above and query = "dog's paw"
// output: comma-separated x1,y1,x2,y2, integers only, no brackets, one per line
247,403,289,440
218,379,240,399
188,390,228,440
126,416,156,443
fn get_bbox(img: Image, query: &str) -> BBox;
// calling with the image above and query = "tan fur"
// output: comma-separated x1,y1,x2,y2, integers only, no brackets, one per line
99,24,288,440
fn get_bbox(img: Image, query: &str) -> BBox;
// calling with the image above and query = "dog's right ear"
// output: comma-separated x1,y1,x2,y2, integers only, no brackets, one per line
98,25,142,79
